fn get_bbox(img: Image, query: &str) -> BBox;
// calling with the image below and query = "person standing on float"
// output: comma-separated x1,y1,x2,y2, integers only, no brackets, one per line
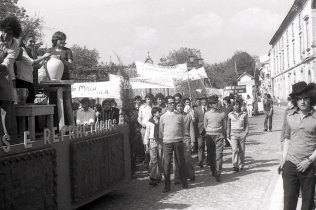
46,31,74,126
0,16,21,143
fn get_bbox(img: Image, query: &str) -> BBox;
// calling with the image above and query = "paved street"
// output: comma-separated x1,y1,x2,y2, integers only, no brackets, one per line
82,108,284,210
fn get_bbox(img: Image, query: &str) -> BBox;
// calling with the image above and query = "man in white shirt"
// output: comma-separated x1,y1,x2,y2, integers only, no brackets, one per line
76,98,96,125
138,93,154,167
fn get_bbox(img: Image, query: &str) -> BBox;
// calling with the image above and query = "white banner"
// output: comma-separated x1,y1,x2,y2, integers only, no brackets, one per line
136,61,188,78
71,81,121,98
196,66,208,78
130,77,174,88
108,73,122,81
206,88,224,96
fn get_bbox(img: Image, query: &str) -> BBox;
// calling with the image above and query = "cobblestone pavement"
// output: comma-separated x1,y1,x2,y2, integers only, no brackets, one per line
81,109,284,210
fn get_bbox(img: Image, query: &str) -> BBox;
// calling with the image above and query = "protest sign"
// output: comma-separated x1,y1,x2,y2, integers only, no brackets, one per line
135,61,188,78
71,81,121,98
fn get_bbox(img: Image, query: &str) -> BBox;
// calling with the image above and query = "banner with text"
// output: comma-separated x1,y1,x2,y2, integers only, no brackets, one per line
71,81,121,98
136,61,188,79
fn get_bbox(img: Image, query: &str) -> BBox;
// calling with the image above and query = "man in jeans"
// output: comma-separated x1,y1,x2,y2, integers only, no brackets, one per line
263,93,273,131
159,96,188,193
281,81,316,210
204,95,226,182
227,99,248,172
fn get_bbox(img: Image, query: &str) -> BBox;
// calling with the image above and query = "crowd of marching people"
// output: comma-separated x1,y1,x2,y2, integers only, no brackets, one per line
129,92,251,192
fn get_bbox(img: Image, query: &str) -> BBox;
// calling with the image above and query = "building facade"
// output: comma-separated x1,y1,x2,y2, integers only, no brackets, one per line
259,55,272,95
269,0,316,99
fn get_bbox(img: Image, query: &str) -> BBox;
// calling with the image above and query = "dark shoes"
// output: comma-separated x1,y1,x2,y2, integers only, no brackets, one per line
190,176,196,182
211,172,216,177
183,183,189,189
162,187,170,193
233,167,239,172
263,129,267,132
174,180,181,185
215,174,221,182
148,180,158,187
198,162,204,168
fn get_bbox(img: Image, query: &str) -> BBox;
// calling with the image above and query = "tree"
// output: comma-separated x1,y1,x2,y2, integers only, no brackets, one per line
160,47,202,66
0,0,27,20
205,51,257,88
71,44,100,68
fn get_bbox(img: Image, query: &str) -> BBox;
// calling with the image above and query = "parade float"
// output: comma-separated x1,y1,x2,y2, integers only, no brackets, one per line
0,59,131,210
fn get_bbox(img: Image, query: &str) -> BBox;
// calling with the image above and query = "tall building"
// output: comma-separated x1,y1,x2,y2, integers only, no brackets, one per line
269,0,316,99
259,54,272,95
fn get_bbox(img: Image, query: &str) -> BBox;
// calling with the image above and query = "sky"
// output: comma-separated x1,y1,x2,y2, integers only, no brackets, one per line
18,0,294,65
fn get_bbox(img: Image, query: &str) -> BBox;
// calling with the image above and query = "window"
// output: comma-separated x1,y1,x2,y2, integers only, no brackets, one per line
305,18,310,48
308,70,311,83
286,45,290,67
292,42,296,64
299,13,301,30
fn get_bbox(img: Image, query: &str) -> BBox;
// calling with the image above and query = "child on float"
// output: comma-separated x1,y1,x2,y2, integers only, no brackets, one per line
144,106,163,186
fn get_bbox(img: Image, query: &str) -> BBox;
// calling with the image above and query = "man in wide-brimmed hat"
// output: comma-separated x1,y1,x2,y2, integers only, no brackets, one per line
204,95,226,182
280,81,316,210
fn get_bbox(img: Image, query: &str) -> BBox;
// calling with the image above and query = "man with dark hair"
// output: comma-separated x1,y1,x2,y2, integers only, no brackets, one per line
138,93,154,167
154,93,167,114
130,95,143,171
174,93,183,103
100,99,119,124
204,95,226,182
263,93,273,131
195,97,208,168
0,16,21,143
159,96,188,192
222,96,234,147
76,98,96,125
280,82,316,210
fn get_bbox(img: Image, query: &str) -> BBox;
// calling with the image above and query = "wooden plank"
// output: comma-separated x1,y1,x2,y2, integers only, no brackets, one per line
28,116,35,141
57,88,65,130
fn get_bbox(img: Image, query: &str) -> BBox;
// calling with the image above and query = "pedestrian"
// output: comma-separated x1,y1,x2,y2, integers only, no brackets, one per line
129,95,143,171
174,101,196,183
222,96,234,147
280,81,316,210
263,93,273,132
246,95,253,118
144,107,163,186
195,97,208,168
76,98,96,126
159,96,188,193
154,93,167,115
204,95,226,182
100,99,120,125
138,93,154,168
174,93,183,104
227,99,248,172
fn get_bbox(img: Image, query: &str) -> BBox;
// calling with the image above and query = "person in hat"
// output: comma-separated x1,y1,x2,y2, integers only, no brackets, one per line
280,81,316,210
204,95,226,182
263,93,273,131
76,98,96,125
194,96,208,168
227,99,248,172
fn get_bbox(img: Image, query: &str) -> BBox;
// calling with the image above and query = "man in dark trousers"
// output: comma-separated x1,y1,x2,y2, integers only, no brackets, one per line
195,97,208,168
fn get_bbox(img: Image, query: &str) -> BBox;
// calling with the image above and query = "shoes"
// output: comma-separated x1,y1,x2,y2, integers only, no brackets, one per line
268,129,272,132
174,180,181,185
233,167,239,172
198,162,204,168
183,184,189,189
190,176,196,182
215,174,221,182
148,181,158,186
162,187,170,193
263,129,267,132
211,172,216,177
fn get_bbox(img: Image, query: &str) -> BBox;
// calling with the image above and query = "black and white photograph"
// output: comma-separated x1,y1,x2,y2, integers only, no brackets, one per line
1,0,316,209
